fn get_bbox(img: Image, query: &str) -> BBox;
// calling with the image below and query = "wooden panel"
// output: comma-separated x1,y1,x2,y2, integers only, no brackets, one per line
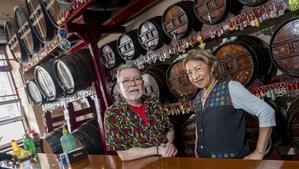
194,0,228,24
17,154,299,169
214,43,255,86
271,18,299,77
167,60,198,100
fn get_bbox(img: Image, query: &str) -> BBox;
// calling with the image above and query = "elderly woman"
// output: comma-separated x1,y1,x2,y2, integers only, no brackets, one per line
183,49,276,160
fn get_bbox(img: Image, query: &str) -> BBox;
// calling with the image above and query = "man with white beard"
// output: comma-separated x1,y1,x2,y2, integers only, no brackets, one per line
104,63,177,161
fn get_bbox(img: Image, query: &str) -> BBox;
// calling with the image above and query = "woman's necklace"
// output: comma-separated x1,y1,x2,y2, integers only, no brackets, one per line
202,79,218,100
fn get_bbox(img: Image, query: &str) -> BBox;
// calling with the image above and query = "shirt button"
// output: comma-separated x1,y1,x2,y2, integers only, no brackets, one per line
200,145,204,149
200,129,203,133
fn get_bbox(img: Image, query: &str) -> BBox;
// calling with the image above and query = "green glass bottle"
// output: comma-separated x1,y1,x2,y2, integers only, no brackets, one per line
60,125,77,153
23,133,36,156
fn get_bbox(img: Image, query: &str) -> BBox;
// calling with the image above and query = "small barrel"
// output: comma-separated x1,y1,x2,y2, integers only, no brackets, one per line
100,41,124,70
142,73,160,98
237,35,276,84
39,0,72,28
72,119,103,155
162,1,202,39
166,59,199,100
53,50,96,94
137,16,171,51
14,4,41,54
214,35,273,86
111,83,122,102
182,114,196,155
193,0,229,25
193,0,243,25
4,20,29,63
270,17,299,77
40,126,63,154
142,67,174,103
238,0,267,6
117,30,146,61
26,80,44,105
34,60,64,101
25,0,56,42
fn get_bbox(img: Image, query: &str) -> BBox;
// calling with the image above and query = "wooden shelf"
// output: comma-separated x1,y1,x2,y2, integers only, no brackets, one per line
23,33,85,72
23,35,60,72
22,0,97,72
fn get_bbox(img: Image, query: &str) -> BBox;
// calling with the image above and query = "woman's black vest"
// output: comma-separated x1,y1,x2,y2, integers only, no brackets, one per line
193,79,249,158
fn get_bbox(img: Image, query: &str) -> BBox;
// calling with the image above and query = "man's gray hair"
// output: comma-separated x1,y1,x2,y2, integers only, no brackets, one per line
116,63,141,82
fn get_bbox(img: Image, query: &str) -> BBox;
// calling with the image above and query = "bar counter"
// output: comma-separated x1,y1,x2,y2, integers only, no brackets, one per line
15,153,299,169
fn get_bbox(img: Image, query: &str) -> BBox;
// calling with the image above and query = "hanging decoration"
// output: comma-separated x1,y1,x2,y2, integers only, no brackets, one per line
42,87,96,112
250,80,299,100
288,0,299,11
163,101,193,116
58,28,71,51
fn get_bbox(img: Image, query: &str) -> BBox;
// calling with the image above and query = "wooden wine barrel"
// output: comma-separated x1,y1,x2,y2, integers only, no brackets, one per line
25,0,56,42
4,20,29,63
238,0,267,6
193,0,243,25
72,119,103,155
270,17,299,77
137,16,171,51
53,50,96,94
162,1,202,39
26,80,44,105
100,41,124,70
34,60,64,101
111,83,122,102
14,4,41,54
166,59,198,100
142,73,160,98
117,30,146,60
214,35,272,86
40,126,63,154
39,0,72,28
287,97,299,147
142,67,174,103
182,114,196,155
237,35,276,84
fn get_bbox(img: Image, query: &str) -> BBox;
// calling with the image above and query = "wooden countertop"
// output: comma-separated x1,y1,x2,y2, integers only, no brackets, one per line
18,153,299,169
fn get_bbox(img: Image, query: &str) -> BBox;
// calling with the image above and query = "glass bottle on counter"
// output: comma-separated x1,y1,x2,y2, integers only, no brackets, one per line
11,140,19,152
23,133,37,157
11,140,28,160
60,125,77,153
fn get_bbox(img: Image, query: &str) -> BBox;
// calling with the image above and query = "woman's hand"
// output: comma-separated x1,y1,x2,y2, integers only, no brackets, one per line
159,143,178,157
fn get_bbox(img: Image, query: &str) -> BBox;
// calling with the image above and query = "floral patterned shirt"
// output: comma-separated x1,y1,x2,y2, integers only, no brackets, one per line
104,95,173,151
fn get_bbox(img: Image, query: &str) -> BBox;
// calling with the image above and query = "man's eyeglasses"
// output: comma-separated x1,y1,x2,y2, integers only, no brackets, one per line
120,77,143,86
